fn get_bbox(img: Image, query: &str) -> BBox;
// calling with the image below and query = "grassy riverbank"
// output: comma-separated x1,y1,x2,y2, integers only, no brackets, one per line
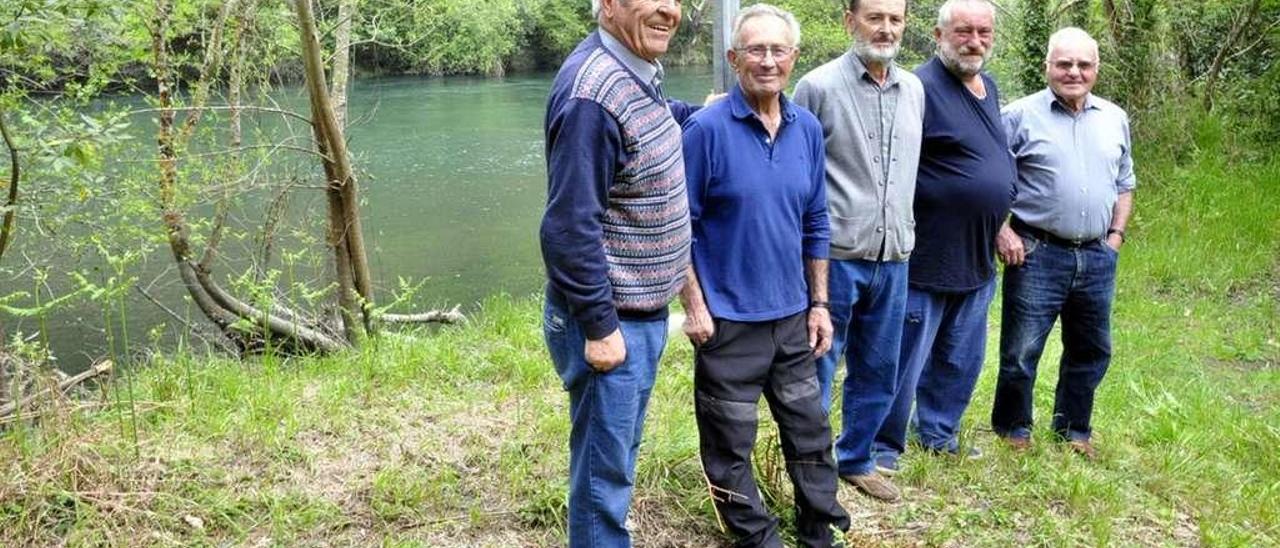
3,124,1278,546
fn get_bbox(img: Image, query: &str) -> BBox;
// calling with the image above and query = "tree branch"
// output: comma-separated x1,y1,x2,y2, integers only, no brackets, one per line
382,306,465,324
0,360,113,419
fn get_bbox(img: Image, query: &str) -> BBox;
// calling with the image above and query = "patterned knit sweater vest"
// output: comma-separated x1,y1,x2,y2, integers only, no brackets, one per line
571,48,691,312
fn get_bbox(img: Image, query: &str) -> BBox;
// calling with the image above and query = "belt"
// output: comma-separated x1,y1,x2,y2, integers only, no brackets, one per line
1009,217,1100,248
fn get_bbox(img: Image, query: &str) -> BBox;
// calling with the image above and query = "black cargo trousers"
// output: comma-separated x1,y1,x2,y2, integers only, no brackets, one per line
695,311,851,548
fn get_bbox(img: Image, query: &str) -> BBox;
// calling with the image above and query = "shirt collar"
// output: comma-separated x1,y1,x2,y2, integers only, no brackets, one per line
1045,88,1101,114
728,83,798,123
846,50,901,88
598,28,660,85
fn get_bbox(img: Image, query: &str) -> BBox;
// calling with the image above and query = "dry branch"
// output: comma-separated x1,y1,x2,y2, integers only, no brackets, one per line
382,305,465,324
0,360,113,419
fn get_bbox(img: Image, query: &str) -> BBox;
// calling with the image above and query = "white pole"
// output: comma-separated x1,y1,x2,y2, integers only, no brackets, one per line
712,0,740,93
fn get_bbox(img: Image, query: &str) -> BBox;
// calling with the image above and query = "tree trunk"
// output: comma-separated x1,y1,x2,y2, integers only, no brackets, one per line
331,0,354,129
294,0,377,341
0,107,19,263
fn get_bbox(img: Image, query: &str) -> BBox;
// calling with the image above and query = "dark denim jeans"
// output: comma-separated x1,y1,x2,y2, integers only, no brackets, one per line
544,297,668,548
874,279,996,465
991,235,1117,442
816,258,908,476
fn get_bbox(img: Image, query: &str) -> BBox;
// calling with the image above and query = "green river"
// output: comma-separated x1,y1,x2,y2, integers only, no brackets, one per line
21,66,715,372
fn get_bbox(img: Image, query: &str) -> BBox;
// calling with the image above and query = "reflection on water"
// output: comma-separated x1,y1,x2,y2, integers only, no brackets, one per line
18,65,714,371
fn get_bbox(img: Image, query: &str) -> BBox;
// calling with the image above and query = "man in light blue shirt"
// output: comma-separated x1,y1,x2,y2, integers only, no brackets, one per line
992,27,1135,460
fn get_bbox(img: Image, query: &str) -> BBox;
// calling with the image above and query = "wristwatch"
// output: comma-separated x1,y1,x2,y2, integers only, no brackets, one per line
1107,228,1126,243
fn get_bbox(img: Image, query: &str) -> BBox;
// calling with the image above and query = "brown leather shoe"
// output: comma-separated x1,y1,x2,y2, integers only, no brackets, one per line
841,472,901,502
1002,436,1032,452
1068,439,1098,460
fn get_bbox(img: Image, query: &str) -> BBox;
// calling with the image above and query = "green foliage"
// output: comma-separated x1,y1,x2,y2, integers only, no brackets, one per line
766,0,848,69
1,127,1278,543
1095,0,1162,111
520,0,594,68
1016,0,1052,98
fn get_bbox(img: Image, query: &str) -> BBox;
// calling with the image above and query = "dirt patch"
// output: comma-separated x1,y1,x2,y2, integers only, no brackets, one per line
1204,357,1277,372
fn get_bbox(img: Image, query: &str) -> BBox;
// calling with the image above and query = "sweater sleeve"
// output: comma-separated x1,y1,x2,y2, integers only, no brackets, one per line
667,99,700,125
540,98,622,340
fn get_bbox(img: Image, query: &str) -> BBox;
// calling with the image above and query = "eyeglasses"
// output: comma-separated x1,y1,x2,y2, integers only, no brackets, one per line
736,45,798,61
1051,60,1097,72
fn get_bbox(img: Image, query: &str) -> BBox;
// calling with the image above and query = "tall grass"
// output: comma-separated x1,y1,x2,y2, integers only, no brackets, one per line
0,112,1276,546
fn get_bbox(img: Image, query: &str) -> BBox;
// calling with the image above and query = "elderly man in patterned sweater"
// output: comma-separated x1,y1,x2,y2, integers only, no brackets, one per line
539,0,698,546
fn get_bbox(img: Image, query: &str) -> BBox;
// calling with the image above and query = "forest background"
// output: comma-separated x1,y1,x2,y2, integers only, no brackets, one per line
1,0,1278,546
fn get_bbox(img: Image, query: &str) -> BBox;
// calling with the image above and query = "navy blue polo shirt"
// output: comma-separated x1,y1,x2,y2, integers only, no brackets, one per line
681,85,830,321
911,56,1016,293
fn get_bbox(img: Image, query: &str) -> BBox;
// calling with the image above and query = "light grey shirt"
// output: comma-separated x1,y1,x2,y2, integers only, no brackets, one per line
794,50,924,262
1002,89,1136,241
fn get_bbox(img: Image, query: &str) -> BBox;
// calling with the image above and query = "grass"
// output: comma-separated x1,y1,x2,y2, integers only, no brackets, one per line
2,118,1278,546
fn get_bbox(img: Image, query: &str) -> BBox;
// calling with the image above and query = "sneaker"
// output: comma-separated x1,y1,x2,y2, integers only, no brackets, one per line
874,458,900,477
841,472,901,502
1068,439,1098,461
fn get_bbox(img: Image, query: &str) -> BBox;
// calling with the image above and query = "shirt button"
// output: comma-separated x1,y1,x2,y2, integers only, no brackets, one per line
868,133,876,139
1080,211,1087,217
873,157,880,163
876,227,885,233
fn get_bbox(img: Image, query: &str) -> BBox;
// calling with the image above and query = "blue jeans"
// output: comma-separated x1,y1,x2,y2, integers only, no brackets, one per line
874,279,996,464
991,235,1117,442
544,298,668,548
817,258,908,476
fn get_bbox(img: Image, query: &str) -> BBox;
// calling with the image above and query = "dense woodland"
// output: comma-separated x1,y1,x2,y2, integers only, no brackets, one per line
0,0,1277,359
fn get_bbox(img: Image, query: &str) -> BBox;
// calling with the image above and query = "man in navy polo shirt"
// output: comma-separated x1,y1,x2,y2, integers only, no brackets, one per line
679,5,849,546
871,0,1014,476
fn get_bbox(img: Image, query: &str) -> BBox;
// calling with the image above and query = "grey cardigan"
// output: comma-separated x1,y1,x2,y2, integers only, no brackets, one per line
794,51,924,262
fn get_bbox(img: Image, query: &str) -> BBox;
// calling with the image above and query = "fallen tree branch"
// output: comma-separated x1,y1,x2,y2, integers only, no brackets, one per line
192,262,346,353
382,305,465,324
0,400,169,426
134,286,238,355
0,360,113,419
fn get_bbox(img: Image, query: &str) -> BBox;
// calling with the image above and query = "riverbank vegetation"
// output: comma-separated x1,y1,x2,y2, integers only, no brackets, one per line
1,117,1277,544
1,0,1278,545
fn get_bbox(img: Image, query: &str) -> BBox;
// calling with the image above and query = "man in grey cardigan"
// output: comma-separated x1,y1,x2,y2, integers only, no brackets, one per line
793,0,924,502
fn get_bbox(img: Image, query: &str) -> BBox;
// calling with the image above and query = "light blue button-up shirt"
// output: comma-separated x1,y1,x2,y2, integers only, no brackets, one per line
1002,89,1136,241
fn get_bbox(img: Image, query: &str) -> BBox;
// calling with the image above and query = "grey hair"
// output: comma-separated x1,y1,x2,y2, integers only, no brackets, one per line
731,3,802,49
591,0,601,18
1045,27,1100,62
936,0,996,28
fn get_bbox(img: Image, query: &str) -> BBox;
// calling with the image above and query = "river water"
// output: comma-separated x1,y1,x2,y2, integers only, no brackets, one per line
17,66,715,372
